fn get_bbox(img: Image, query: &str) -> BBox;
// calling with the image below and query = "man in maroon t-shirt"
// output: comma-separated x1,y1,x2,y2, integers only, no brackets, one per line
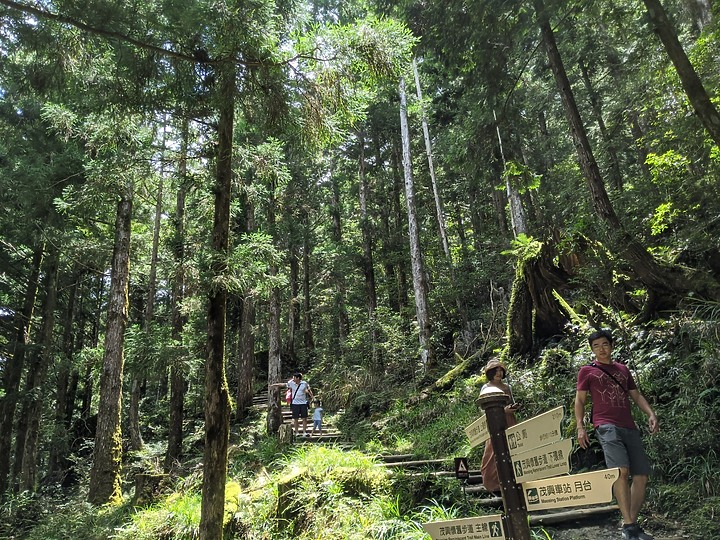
575,330,659,540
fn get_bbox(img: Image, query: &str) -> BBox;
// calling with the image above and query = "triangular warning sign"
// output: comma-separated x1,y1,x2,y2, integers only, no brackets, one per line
454,457,470,479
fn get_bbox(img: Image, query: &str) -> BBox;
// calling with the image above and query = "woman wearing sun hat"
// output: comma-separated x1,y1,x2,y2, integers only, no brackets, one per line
480,358,520,494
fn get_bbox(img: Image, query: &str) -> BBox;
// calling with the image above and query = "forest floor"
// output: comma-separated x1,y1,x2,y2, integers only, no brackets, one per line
540,510,689,540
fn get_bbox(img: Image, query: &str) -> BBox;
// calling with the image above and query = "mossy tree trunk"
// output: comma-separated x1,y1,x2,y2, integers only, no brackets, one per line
506,270,533,357
88,184,133,505
199,63,234,540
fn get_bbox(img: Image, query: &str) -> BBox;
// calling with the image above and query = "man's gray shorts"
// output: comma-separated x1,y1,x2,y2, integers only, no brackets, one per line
595,424,651,476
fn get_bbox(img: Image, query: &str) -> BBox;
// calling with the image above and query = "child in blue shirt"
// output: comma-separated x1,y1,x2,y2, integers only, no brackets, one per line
311,400,323,436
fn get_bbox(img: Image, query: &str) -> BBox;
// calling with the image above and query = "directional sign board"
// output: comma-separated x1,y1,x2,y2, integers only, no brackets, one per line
523,468,620,511
464,414,489,448
423,515,505,540
511,438,573,483
506,406,564,456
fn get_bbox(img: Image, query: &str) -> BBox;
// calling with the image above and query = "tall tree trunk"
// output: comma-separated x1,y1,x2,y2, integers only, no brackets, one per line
683,0,712,31
391,139,409,311
329,172,349,347
413,58,452,259
495,111,528,237
578,58,624,191
399,77,433,370
235,197,256,423
533,0,690,304
642,0,720,147
129,165,165,452
19,250,59,492
78,274,105,424
199,64,234,540
88,183,133,505
358,131,378,315
50,270,79,474
0,243,43,496
287,243,300,359
302,220,315,351
165,121,189,471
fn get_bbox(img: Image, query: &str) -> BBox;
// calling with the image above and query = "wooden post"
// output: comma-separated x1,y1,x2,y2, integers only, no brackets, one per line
477,390,531,540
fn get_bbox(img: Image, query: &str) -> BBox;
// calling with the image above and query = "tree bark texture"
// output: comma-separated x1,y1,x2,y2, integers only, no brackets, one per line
165,157,187,470
399,77,433,369
506,270,534,357
642,0,720,147
88,185,133,505
0,243,43,495
235,196,256,423
199,64,234,540
358,130,378,315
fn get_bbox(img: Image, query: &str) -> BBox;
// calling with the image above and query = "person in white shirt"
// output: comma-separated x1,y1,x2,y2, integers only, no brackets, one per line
270,372,314,436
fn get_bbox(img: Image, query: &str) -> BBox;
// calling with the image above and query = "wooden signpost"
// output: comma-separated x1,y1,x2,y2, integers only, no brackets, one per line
464,413,489,448
506,406,563,456
511,438,572,483
423,514,506,540
522,468,620,511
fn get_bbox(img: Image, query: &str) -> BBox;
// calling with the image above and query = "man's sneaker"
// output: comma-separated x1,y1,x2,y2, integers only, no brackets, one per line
623,523,653,540
633,525,654,540
621,524,638,540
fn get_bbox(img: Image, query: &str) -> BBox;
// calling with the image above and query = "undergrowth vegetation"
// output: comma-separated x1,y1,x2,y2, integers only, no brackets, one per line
1,309,718,539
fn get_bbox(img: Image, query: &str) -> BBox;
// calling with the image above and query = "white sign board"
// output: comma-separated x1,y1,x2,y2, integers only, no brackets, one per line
512,438,573,483
523,468,620,511
464,414,489,448
423,515,505,540
506,406,564,456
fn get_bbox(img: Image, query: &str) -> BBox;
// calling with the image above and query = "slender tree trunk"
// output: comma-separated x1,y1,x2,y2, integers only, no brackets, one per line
399,77,433,370
165,118,189,471
495,111,528,237
287,244,300,359
329,172,349,347
50,270,79,474
533,0,689,302
19,251,59,492
0,243,43,496
413,58,452,259
358,131,378,315
391,139,409,311
578,59,624,191
302,220,315,351
88,183,133,505
199,65,234,540
235,197,255,423
628,110,652,179
642,0,720,147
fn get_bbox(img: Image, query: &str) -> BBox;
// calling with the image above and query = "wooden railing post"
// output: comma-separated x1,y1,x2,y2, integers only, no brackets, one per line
477,390,531,540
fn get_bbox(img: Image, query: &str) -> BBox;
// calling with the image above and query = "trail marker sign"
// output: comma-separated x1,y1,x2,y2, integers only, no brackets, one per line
506,406,564,456
423,514,505,540
455,457,470,480
511,438,573,483
523,468,620,511
464,414,489,448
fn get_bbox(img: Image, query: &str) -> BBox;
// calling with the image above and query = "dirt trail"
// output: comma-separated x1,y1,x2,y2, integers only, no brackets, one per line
537,511,690,540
